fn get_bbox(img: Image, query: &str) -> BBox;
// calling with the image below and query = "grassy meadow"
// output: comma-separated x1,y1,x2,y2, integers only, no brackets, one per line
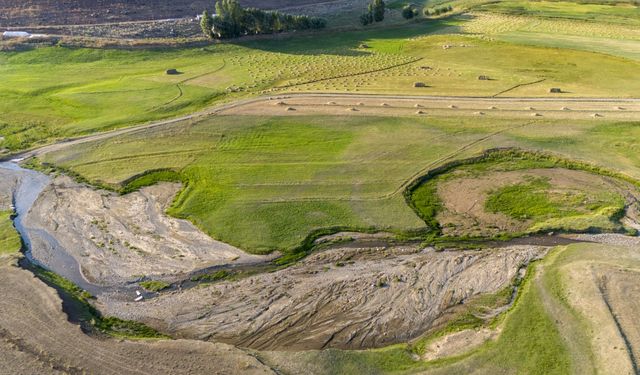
41,114,640,254
2,3,640,152
0,211,20,255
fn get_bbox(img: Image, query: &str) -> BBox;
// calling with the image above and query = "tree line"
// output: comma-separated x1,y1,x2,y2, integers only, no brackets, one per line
201,0,326,39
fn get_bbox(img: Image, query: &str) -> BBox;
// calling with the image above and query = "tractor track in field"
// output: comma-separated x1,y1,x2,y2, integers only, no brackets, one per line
7,93,639,163
597,274,640,375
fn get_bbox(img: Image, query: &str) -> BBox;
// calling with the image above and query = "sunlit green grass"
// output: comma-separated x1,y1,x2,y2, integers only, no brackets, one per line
42,114,640,253
0,211,20,255
3,14,640,151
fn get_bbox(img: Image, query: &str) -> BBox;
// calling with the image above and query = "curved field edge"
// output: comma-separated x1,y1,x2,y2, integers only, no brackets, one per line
29,146,640,260
406,148,640,240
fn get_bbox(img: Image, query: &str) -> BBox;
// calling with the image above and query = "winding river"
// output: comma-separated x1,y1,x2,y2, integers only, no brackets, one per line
0,160,107,296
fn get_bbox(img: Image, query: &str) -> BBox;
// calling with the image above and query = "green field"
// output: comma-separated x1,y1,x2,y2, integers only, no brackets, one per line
41,114,640,254
0,211,20,255
3,7,640,152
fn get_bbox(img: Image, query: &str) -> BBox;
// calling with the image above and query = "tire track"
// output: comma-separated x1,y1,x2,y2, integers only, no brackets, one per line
492,78,547,97
597,274,640,375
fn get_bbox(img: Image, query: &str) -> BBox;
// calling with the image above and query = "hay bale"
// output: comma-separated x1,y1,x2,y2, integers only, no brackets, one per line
614,106,625,110
381,103,389,107
474,111,485,116
357,102,365,106
448,105,457,109
166,69,179,75
327,101,336,105
591,113,602,118
549,88,562,93
274,101,287,106
532,113,542,117
477,75,490,81
286,107,296,111
359,43,370,49
561,107,570,111
416,110,426,115
487,106,497,110
525,107,535,110
414,104,423,108
347,107,359,112
413,82,427,88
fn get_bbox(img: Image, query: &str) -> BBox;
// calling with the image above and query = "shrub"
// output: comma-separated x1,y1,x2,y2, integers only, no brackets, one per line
402,5,416,20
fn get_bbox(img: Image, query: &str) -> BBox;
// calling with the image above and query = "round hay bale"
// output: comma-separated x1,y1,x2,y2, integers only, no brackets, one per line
561,107,570,111
347,107,359,112
275,101,287,106
286,107,296,111
357,102,365,106
359,43,370,49
414,104,423,108
327,101,336,105
474,111,485,116
381,103,389,107
413,82,427,88
166,69,179,75
532,113,542,117
477,75,490,81
416,110,426,115
614,106,625,110
525,107,535,111
549,88,562,93
487,106,497,110
591,113,602,118
448,105,458,109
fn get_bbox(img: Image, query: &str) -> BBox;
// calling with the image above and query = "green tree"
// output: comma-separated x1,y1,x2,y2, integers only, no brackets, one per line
200,10,214,38
401,5,415,19
372,0,385,22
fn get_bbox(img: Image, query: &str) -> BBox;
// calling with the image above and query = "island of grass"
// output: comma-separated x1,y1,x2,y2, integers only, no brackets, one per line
409,150,638,238
139,280,171,292
0,210,21,256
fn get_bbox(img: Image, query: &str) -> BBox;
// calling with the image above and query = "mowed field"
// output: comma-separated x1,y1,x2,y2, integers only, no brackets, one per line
3,9,640,152
42,112,640,253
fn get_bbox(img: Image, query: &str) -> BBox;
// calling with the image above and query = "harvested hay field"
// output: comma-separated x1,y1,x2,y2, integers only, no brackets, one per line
0,257,274,375
220,94,640,121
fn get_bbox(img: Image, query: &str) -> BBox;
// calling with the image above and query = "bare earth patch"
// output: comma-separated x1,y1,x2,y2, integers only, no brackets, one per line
0,257,275,375
23,176,271,286
100,244,547,350
436,168,636,237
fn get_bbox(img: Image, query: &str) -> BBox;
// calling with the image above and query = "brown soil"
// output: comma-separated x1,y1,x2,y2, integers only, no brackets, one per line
99,244,547,351
0,0,335,27
435,168,637,237
23,176,271,286
559,242,640,374
422,327,499,361
0,256,275,375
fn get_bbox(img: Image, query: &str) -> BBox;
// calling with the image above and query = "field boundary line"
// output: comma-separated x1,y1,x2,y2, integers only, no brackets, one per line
492,78,547,97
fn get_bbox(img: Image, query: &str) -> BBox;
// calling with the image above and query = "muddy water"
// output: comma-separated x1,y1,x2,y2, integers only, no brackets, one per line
0,161,108,296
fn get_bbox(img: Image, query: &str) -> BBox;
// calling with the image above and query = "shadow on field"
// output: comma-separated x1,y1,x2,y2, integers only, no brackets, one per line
230,18,461,56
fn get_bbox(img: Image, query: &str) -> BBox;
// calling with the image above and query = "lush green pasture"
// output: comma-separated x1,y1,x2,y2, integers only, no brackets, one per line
0,211,20,255
42,114,640,253
3,14,640,151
